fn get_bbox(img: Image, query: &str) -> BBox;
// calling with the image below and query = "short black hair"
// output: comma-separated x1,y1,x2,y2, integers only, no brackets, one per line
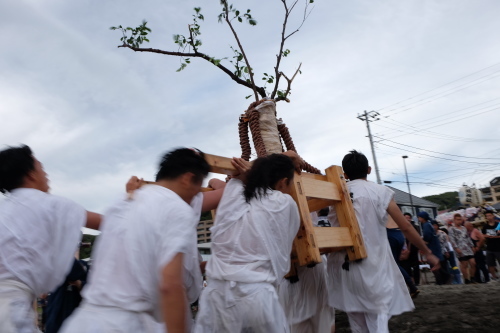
342,150,369,180
485,211,495,216
0,145,35,194
403,212,412,218
155,148,210,183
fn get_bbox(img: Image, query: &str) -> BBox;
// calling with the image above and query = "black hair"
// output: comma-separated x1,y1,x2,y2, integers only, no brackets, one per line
403,212,412,218
0,145,35,194
318,207,330,217
155,148,210,183
485,211,495,216
342,150,369,180
243,154,294,203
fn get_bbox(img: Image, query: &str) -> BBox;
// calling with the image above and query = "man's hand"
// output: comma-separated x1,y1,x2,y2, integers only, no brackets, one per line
231,158,251,182
400,248,410,261
426,254,441,272
126,176,144,193
69,280,82,291
455,248,462,256
282,150,304,174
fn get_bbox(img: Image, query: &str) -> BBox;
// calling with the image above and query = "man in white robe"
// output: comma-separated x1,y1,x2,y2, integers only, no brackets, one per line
60,148,213,333
194,155,301,333
278,211,335,333
0,145,102,333
326,150,440,333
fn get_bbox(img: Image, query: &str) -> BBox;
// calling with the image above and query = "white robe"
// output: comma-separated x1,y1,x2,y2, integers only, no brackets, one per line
61,185,203,333
278,214,335,333
194,179,300,333
326,180,414,315
0,188,86,333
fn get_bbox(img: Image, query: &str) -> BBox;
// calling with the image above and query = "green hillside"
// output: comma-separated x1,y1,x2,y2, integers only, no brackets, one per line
422,191,459,211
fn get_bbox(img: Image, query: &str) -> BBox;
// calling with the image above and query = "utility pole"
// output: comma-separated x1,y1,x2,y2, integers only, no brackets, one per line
402,155,415,217
357,110,382,184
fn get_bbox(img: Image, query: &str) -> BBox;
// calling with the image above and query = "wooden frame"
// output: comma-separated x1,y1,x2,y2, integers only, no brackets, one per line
144,153,366,267
203,154,366,267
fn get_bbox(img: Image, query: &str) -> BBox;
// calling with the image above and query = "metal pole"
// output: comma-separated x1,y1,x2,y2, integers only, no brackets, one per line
402,155,416,219
357,110,382,184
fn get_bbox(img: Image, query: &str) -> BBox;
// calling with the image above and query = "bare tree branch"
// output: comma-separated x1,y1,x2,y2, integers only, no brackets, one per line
118,43,266,97
284,0,313,40
276,62,301,102
188,24,199,53
270,0,293,100
221,0,260,102
270,0,313,100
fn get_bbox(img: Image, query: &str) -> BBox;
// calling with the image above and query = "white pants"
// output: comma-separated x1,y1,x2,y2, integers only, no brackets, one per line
291,306,335,333
0,279,39,333
194,280,288,333
347,312,391,333
60,302,163,333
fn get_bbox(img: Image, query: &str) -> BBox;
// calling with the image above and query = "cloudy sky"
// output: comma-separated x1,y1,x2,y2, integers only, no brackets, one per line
1,0,500,222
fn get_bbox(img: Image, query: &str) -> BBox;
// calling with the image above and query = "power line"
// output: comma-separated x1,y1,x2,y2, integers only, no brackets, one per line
376,62,500,114
376,106,500,142
376,142,500,165
376,99,500,140
372,136,500,160
382,71,500,117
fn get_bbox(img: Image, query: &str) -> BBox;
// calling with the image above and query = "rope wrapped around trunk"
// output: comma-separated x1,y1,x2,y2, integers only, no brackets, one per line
238,99,322,174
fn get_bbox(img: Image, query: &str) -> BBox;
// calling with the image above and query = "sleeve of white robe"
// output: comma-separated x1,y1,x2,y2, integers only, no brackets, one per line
157,206,197,272
211,179,248,227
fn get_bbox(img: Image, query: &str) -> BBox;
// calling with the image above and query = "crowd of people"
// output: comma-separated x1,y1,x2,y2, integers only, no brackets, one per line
403,210,500,288
1,144,497,333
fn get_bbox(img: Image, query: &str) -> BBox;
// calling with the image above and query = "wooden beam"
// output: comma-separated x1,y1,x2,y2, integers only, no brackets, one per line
289,172,322,266
313,227,353,248
325,166,367,260
300,172,328,182
307,198,335,212
301,177,341,201
204,154,239,176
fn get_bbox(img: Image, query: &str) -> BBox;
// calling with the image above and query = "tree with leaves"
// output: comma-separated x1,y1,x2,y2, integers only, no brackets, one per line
111,0,319,172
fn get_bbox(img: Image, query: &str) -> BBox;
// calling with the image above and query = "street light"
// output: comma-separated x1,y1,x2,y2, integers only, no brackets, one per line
402,155,416,219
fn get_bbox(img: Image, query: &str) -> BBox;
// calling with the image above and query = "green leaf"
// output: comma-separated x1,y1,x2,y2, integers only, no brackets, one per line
245,95,252,99
176,63,187,72
237,17,242,23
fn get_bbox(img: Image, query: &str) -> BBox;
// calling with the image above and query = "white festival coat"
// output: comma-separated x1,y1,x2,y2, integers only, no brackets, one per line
326,180,414,315
61,186,203,333
194,179,300,333
278,213,335,333
0,189,86,333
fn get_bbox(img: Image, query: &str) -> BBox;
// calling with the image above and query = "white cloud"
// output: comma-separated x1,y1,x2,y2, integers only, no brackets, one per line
1,0,499,211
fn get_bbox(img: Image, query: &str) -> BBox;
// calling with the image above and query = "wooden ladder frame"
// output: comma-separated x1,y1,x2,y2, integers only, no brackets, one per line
205,154,367,266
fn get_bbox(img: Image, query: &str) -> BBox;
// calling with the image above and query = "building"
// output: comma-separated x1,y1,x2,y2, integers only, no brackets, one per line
197,219,213,244
480,177,500,204
197,242,212,261
386,186,440,219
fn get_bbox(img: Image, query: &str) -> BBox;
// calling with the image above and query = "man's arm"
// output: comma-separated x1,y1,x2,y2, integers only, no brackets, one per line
85,212,102,230
201,178,226,212
160,253,187,333
386,200,440,270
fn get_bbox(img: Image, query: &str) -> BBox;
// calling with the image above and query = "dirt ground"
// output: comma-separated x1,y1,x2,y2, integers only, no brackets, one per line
335,281,500,333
